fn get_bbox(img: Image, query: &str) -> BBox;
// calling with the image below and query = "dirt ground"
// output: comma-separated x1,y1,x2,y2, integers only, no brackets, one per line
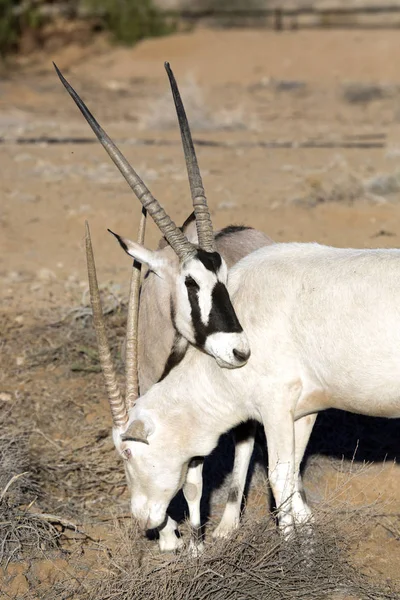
1,28,400,598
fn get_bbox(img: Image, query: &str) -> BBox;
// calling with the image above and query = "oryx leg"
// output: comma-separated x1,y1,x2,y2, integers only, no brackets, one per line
213,421,256,539
158,516,183,552
261,383,301,538
183,457,204,553
292,414,317,525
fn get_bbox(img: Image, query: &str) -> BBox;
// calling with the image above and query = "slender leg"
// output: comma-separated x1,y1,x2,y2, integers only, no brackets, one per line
183,457,204,553
261,385,300,538
292,414,317,524
158,516,183,552
213,421,256,539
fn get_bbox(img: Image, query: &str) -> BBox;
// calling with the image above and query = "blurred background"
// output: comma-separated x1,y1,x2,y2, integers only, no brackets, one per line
1,2,400,597
3,0,400,308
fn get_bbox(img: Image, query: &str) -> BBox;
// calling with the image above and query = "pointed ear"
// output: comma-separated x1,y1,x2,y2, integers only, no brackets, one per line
181,213,199,245
121,419,153,444
108,229,169,276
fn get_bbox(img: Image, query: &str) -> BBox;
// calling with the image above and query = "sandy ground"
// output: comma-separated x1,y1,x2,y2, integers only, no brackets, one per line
1,28,400,597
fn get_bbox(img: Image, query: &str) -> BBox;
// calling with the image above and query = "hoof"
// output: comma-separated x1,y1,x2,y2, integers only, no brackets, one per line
212,519,239,540
158,532,184,553
188,538,204,557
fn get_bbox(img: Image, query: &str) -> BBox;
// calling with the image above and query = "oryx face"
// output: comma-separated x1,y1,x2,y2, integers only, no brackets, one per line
175,250,250,368
110,231,250,369
113,423,186,532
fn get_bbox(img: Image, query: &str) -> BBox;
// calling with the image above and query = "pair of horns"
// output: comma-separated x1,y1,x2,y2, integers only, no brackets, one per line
54,62,215,260
85,211,145,428
72,63,215,428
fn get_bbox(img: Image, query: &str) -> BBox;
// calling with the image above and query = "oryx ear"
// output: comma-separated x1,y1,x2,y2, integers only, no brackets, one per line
108,229,169,277
121,419,153,444
181,215,199,245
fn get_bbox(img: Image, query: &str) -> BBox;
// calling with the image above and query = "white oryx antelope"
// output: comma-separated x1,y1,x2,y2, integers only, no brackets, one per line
55,63,272,549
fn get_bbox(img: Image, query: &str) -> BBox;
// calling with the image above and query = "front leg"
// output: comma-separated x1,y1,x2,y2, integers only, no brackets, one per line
261,384,300,538
183,457,204,554
158,516,183,552
213,421,256,539
292,413,317,525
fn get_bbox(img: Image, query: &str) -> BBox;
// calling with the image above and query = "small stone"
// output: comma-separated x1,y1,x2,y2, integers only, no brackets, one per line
15,315,24,324
0,392,12,402
217,201,237,210
37,268,56,282
16,356,25,366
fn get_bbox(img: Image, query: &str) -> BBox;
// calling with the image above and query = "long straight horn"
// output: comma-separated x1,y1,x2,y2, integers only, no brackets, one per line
164,62,215,253
85,222,128,428
125,209,146,410
55,64,195,262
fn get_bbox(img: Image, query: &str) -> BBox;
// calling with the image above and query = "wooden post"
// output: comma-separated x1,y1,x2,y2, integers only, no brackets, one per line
274,8,283,31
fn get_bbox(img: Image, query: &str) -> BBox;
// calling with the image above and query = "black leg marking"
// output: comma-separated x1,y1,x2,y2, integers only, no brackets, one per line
191,525,203,545
227,487,240,504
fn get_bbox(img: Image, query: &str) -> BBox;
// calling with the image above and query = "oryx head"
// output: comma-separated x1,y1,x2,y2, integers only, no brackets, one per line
54,62,250,368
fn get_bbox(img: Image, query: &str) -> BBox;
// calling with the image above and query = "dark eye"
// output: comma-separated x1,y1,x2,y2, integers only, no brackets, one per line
185,276,199,289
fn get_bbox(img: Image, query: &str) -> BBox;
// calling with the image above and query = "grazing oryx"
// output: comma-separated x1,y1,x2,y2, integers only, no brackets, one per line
133,212,273,548
55,63,272,550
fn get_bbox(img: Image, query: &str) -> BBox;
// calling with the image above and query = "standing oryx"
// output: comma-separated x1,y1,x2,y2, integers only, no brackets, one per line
54,63,250,371
55,63,272,550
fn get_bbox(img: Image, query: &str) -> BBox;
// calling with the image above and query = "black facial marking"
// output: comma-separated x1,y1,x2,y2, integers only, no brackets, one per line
158,332,188,382
215,225,252,240
196,249,222,273
185,275,200,290
186,276,243,348
186,278,204,345
208,281,243,334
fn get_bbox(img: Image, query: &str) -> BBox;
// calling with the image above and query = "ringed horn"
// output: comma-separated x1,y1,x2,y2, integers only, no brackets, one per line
85,212,146,430
54,63,215,258
164,62,215,253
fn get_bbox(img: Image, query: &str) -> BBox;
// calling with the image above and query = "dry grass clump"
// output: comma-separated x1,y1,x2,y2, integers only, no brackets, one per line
296,155,400,206
0,406,59,566
47,506,394,600
26,283,127,374
0,500,59,567
35,426,125,515
341,82,389,104
364,172,400,197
